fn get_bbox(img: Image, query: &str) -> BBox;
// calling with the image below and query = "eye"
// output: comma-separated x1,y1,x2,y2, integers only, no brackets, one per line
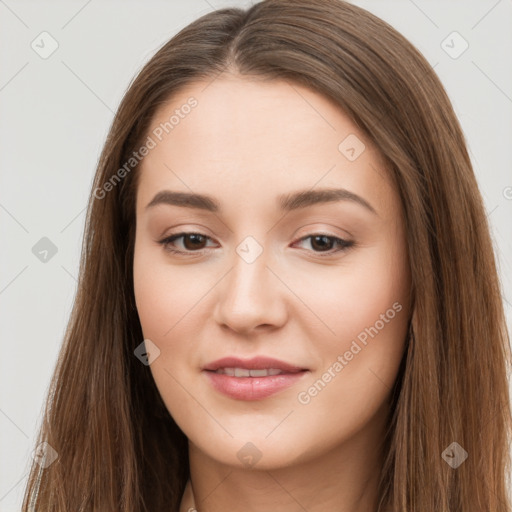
292,234,354,256
158,232,217,254
157,232,354,257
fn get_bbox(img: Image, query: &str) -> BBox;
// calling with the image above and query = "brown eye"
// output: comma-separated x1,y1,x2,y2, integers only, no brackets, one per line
293,234,354,256
182,233,208,250
158,232,216,254
310,235,336,251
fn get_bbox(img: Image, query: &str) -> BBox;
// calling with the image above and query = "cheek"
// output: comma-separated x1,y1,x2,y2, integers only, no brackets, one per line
133,242,195,394
133,241,220,387
292,238,409,349
133,243,208,428
133,242,208,341
292,239,409,413
134,255,170,343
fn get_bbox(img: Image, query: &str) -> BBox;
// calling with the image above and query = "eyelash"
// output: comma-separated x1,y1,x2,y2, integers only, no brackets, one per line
157,232,354,257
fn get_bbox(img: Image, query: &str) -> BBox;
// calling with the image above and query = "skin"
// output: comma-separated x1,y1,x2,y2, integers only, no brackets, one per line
133,73,411,512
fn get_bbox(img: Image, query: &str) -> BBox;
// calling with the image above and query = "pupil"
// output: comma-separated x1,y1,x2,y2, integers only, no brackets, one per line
311,235,332,251
185,234,205,250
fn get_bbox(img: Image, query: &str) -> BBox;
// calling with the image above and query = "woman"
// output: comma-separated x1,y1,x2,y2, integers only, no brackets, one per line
22,0,512,511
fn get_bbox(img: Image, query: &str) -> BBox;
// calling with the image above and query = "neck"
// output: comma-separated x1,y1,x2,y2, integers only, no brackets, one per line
179,413,389,512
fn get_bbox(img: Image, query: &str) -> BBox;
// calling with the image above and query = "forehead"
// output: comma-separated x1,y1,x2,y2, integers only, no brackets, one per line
136,75,394,217
145,75,362,164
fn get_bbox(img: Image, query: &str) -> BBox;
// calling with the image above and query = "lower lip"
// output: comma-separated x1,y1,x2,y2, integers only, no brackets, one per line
203,370,308,400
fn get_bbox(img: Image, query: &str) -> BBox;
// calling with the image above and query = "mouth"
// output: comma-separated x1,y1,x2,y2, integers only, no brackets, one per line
202,356,309,400
210,367,290,377
202,356,307,374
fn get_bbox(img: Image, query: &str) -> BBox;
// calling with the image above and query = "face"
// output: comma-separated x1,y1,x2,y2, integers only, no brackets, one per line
133,75,411,470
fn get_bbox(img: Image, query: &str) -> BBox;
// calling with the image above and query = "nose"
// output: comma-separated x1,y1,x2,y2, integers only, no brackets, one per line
213,242,288,336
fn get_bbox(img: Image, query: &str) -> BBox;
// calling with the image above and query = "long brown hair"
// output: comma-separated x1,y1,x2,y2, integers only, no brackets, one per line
22,1,512,510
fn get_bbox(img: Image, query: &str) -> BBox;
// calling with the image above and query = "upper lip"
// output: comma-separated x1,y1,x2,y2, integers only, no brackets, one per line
202,356,307,373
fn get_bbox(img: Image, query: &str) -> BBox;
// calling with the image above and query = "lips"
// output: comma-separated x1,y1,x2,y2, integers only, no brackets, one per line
202,356,306,374
202,356,309,401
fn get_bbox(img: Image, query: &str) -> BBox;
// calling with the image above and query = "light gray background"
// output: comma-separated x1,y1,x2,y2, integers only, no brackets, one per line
1,1,511,510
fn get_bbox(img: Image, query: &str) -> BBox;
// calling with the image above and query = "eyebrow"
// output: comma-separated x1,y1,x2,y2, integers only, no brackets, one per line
145,188,377,215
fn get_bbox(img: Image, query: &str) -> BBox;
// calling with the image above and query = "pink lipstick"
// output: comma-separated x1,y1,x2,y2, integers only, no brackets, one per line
202,356,309,401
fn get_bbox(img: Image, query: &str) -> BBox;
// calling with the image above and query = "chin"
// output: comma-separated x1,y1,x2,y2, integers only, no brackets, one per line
188,427,321,471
